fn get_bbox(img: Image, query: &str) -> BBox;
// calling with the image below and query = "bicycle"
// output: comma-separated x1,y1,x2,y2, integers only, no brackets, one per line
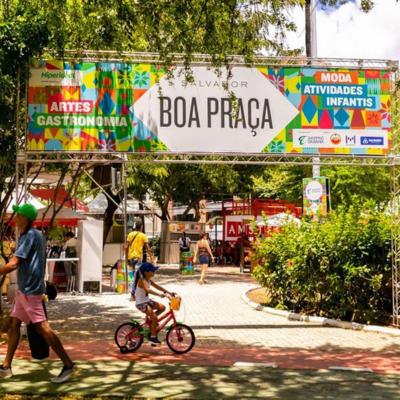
114,294,195,354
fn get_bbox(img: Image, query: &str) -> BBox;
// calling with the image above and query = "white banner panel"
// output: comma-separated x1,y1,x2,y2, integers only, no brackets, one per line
293,129,388,149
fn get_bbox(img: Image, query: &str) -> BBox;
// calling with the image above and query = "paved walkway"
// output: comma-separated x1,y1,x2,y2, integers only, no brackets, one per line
2,265,400,398
43,265,400,354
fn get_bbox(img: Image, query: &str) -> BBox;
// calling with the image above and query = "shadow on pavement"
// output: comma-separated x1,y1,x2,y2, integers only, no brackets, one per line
1,359,400,399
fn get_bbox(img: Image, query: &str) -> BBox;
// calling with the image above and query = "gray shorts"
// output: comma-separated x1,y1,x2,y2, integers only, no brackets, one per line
136,299,156,313
64,261,77,277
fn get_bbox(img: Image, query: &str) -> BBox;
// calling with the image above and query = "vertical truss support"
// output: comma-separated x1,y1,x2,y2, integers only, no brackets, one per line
391,164,400,326
391,71,400,326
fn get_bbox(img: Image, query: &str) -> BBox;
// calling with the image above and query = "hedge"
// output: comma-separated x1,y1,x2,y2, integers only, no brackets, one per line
252,201,394,324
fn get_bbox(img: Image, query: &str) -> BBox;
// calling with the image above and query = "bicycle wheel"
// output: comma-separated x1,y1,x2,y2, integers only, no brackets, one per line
166,324,195,354
115,322,143,353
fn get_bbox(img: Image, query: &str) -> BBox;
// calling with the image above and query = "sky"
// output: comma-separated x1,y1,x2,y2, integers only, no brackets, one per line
283,0,400,67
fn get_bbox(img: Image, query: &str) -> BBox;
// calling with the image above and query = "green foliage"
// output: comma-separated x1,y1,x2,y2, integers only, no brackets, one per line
125,161,263,221
46,222,67,242
318,0,375,12
252,201,393,323
149,235,161,257
251,165,391,208
321,166,391,207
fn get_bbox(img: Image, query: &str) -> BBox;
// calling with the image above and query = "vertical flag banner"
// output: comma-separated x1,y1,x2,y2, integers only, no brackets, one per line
303,177,331,216
28,60,392,155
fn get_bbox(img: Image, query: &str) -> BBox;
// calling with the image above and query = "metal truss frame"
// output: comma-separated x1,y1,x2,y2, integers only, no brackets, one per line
44,49,398,71
20,151,400,167
16,52,400,326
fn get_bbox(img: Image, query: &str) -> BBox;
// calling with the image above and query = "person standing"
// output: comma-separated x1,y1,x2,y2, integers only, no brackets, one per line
178,231,191,253
126,220,154,301
63,232,77,293
0,204,80,383
194,231,214,285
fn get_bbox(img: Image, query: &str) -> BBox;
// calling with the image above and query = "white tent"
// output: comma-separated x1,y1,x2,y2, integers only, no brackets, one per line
264,213,300,227
4,192,46,213
86,193,137,214
36,207,88,222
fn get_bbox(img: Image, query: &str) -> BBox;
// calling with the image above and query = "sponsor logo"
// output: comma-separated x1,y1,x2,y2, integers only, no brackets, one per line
305,181,324,201
345,135,356,145
330,133,341,145
297,136,325,146
360,137,384,146
41,71,76,80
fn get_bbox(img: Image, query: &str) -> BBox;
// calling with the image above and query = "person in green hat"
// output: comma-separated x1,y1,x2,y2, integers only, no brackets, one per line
0,204,80,383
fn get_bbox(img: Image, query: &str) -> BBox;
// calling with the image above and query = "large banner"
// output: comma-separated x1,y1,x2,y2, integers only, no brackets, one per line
28,60,392,154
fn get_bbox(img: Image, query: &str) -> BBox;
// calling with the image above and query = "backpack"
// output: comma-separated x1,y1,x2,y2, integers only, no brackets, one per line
66,246,77,258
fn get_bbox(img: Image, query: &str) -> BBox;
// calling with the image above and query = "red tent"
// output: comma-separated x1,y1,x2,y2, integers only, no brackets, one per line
31,188,89,212
8,207,87,227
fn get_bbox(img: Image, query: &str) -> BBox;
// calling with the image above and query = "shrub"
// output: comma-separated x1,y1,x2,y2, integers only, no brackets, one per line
252,201,393,324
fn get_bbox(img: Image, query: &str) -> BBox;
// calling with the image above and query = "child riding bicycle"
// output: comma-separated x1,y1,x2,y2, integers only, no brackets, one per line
134,263,173,346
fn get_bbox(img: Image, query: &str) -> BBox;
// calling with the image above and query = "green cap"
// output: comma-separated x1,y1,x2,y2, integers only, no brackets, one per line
12,204,38,222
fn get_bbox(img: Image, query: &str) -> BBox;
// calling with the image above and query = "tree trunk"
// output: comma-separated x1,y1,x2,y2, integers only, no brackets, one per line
159,220,170,264
102,188,122,249
181,195,203,220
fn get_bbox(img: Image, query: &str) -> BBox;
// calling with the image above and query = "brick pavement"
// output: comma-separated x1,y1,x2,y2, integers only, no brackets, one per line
45,265,400,354
2,264,400,397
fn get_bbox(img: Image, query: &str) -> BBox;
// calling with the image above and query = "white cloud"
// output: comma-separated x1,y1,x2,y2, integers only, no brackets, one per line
283,0,400,66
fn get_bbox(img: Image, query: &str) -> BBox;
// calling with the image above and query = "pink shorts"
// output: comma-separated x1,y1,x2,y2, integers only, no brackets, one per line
10,291,46,324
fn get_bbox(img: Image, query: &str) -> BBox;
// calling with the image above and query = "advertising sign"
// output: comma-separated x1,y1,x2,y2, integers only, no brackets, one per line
303,177,330,216
224,215,252,240
28,60,391,155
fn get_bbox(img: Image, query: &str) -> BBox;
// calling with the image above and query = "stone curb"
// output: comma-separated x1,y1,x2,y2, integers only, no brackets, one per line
242,287,400,336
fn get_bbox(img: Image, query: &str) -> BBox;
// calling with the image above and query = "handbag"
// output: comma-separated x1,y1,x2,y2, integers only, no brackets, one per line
46,283,58,300
170,296,181,311
27,300,50,360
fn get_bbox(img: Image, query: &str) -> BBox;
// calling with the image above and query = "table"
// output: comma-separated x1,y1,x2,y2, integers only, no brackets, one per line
46,258,79,282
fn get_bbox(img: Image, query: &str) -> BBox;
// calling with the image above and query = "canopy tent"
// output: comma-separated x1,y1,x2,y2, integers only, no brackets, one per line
8,207,87,227
35,207,88,227
257,213,300,227
31,188,89,212
4,192,46,213
86,193,136,214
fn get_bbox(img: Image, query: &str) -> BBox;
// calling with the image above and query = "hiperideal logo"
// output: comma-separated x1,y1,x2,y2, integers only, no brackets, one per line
330,133,341,145
41,71,76,80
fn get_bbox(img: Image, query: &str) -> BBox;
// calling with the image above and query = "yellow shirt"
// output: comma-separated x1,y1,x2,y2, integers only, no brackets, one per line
127,231,148,260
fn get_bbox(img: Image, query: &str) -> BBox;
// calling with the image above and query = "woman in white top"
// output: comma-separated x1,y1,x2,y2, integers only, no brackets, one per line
134,263,172,346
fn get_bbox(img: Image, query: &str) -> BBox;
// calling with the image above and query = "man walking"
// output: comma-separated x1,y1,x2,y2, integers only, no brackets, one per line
0,204,80,383
126,220,154,301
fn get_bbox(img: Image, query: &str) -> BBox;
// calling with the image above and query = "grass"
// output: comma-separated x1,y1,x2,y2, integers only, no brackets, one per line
0,396,162,400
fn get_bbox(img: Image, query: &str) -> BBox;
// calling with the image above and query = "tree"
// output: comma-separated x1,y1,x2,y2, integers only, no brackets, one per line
251,163,391,208
0,0,304,237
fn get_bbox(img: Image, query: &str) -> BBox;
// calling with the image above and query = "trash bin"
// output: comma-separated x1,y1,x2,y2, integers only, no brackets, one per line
180,252,194,275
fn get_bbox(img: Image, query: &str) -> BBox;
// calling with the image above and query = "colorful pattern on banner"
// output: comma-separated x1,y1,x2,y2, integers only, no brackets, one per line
303,177,330,216
28,60,168,152
28,60,391,155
